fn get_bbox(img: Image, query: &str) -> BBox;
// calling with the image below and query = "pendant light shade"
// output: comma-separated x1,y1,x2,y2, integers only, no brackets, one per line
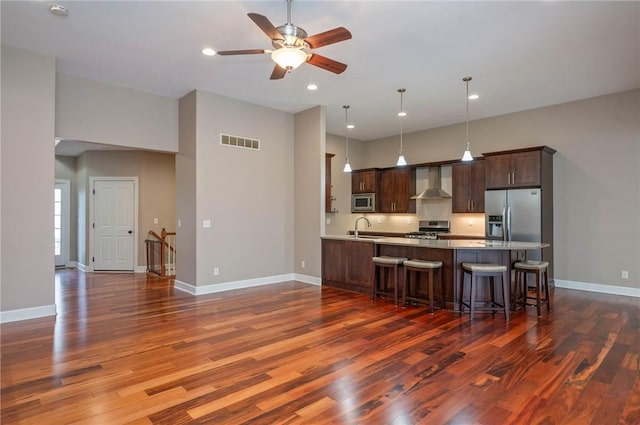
343,105,352,173
396,88,407,166
461,77,474,162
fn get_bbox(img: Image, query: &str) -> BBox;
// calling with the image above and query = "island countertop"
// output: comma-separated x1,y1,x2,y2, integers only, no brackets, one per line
321,235,549,250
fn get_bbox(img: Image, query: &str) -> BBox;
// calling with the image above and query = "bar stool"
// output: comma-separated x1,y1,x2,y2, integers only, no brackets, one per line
402,259,444,314
514,260,551,317
371,256,407,306
460,263,510,320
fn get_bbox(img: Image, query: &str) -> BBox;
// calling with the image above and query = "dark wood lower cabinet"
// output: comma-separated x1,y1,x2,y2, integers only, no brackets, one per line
323,239,528,312
322,239,374,293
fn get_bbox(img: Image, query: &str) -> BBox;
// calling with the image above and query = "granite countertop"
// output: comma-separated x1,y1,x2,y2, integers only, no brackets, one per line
321,235,549,250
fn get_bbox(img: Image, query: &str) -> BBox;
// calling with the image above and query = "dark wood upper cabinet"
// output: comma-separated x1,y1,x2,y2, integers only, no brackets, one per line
351,169,379,194
484,147,555,189
379,167,416,213
452,160,485,213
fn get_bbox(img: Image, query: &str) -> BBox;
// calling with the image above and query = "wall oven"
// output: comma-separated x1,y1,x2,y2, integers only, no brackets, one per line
351,193,375,213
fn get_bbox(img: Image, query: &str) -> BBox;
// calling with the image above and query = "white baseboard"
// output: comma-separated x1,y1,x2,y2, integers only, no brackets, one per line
294,273,321,286
134,265,147,273
0,304,57,323
174,273,320,295
77,262,92,272
66,261,77,268
554,279,640,298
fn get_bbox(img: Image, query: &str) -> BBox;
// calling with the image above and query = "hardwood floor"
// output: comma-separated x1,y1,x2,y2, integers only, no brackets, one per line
1,270,638,424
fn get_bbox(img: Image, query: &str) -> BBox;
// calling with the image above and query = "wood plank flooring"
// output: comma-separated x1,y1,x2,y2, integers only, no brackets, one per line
1,270,638,424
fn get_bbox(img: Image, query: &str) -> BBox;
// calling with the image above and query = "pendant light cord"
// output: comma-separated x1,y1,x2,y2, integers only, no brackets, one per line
344,105,350,158
400,119,403,153
465,78,469,145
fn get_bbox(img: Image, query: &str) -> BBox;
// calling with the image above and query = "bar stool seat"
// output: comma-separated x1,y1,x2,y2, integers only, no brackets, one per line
371,256,407,306
402,259,444,313
514,260,551,317
460,263,510,320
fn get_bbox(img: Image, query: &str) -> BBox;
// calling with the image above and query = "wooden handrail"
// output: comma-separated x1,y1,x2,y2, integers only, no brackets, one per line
146,228,176,277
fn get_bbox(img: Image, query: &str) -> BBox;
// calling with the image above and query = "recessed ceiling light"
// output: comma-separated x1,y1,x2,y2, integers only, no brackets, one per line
397,111,407,117
307,83,318,91
468,94,479,100
347,124,355,129
50,4,68,17
201,48,216,56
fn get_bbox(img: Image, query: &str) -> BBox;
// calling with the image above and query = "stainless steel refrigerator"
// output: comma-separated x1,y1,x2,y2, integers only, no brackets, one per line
485,188,542,262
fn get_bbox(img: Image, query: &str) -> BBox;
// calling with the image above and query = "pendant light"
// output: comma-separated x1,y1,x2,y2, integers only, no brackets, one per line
343,105,352,173
461,76,474,161
396,88,407,166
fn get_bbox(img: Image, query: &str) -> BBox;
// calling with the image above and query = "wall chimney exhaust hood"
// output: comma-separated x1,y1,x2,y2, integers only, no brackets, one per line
411,166,452,199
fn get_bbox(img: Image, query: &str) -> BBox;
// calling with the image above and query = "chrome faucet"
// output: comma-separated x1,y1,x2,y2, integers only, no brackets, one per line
354,216,371,238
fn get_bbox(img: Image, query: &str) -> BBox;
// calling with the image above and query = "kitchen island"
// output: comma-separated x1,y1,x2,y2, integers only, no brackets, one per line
321,235,549,311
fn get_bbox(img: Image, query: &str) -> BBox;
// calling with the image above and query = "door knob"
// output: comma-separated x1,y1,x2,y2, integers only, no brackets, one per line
128,230,133,234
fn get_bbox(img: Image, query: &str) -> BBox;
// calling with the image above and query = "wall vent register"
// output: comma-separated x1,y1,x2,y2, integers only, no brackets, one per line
220,133,260,150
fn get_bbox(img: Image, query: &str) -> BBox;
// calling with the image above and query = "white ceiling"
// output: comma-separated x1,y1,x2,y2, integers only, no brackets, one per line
3,0,639,148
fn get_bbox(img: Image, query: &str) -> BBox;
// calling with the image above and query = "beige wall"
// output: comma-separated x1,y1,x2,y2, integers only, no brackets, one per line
56,73,179,153
1,45,56,314
75,150,176,268
333,89,639,290
325,133,368,235
294,107,325,278
175,92,197,285
55,156,78,262
176,90,294,288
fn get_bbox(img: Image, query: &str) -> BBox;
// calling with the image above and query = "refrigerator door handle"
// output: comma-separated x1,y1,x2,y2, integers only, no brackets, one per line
502,206,507,241
506,206,512,241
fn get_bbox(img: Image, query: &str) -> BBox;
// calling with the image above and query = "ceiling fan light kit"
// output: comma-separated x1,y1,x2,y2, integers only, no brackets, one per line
271,47,307,71
217,0,352,80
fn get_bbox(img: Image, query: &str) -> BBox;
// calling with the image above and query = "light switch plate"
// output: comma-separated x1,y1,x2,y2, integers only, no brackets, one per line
203,220,211,228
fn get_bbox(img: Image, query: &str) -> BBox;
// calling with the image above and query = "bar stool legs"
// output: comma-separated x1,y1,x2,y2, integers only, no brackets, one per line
460,263,510,320
371,256,407,306
402,260,444,313
514,260,551,317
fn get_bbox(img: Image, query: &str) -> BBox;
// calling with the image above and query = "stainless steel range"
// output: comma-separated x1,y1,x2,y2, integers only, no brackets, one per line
405,220,450,240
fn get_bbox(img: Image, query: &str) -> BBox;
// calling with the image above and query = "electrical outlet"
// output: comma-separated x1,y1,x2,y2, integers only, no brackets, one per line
377,217,382,224
178,219,182,228
214,267,219,276
301,260,305,268
407,218,412,225
203,220,211,228
326,218,331,224
153,217,159,224
621,271,629,279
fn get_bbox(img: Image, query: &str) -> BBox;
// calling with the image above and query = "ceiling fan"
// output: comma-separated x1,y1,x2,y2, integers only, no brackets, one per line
217,0,352,80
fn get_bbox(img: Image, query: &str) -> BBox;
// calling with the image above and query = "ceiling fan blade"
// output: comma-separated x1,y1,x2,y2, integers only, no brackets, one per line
217,49,267,56
304,27,352,49
307,54,347,74
270,65,287,80
248,13,283,41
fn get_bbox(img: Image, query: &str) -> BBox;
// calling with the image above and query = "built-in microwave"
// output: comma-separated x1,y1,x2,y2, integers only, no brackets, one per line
351,193,376,212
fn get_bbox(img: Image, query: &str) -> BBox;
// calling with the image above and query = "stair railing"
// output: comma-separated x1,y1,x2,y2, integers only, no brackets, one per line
145,228,176,277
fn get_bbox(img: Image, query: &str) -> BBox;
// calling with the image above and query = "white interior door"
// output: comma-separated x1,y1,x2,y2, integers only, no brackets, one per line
54,180,70,267
93,179,136,271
